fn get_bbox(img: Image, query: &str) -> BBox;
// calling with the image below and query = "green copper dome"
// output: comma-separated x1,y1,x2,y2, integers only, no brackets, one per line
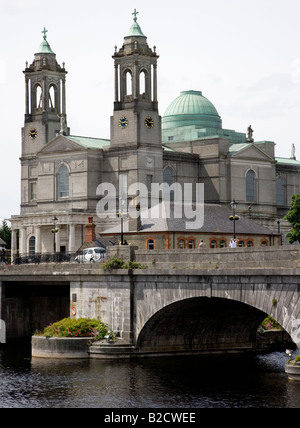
36,28,55,55
127,9,146,38
162,90,222,130
36,39,55,54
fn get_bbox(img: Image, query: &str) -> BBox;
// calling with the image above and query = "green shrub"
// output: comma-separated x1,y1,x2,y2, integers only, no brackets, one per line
103,258,125,270
293,355,300,365
126,260,147,270
260,316,282,331
103,257,147,270
35,317,109,340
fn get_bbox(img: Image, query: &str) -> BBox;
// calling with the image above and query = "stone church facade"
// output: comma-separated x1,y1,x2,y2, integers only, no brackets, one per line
9,13,300,256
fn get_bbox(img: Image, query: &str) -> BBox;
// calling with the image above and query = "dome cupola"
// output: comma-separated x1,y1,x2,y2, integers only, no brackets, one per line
162,90,222,131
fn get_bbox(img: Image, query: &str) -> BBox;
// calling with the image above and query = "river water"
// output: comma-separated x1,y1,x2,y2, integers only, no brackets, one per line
0,344,300,408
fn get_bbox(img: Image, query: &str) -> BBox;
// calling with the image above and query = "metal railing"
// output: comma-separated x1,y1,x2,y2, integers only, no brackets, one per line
13,252,77,265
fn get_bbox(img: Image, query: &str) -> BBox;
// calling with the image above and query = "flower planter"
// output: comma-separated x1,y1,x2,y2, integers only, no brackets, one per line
285,361,300,381
32,336,93,359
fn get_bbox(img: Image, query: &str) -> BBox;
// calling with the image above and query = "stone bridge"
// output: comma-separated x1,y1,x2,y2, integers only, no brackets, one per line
1,246,300,355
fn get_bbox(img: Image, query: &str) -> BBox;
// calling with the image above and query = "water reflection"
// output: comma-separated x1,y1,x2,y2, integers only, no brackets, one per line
1,345,300,408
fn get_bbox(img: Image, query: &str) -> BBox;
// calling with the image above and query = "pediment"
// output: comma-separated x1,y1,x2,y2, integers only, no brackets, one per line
38,136,85,155
231,143,273,161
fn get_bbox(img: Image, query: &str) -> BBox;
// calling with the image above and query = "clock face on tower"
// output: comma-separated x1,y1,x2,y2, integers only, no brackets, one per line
119,117,128,129
29,128,38,139
145,116,154,129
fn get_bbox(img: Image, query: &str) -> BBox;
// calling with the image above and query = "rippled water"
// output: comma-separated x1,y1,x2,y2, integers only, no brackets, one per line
0,344,300,408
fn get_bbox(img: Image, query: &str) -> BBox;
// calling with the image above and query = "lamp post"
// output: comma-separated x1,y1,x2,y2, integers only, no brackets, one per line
230,200,238,240
52,216,58,254
119,194,126,245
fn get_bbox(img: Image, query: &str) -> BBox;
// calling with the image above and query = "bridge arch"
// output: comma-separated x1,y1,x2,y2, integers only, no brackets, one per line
134,274,298,353
137,297,268,353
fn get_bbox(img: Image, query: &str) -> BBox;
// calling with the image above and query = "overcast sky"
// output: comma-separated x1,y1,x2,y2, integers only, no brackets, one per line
1,0,300,222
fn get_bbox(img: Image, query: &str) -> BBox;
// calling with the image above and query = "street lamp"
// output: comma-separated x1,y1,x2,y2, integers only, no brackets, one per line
118,194,126,245
230,200,239,240
52,216,58,253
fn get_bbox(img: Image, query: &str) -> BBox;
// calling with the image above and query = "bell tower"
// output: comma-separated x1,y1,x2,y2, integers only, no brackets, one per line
22,28,69,156
110,10,161,148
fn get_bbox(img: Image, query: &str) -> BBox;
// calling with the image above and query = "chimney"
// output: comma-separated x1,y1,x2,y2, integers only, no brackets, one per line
85,217,96,243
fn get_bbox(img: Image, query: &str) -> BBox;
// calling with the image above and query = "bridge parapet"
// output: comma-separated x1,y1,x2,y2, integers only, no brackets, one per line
134,245,300,271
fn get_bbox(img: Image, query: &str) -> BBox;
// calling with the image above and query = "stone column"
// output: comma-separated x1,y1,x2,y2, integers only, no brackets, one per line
56,227,61,253
133,62,138,99
35,226,41,254
11,229,18,262
153,64,158,103
114,64,119,102
25,77,30,115
62,77,66,115
69,224,75,253
42,77,47,111
19,227,27,256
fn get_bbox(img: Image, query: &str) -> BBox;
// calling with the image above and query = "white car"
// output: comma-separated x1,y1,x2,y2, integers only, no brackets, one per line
75,247,106,263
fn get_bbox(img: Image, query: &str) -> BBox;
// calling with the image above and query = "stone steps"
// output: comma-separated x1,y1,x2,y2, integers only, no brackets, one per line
89,339,136,358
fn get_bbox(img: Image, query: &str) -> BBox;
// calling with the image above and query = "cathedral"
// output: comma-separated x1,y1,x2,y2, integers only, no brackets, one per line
9,11,300,257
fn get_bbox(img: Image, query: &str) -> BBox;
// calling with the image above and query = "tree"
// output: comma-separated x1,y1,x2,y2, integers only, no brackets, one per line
0,220,11,249
284,194,300,244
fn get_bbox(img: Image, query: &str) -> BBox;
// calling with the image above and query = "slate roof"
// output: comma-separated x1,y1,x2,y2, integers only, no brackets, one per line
101,203,274,236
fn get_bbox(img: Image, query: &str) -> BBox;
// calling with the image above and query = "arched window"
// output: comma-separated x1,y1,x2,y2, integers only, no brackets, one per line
29,236,36,256
220,240,226,248
210,240,217,248
125,71,132,96
276,176,285,207
178,239,185,249
246,170,256,202
139,70,146,96
49,84,57,111
261,240,268,247
57,165,69,198
34,84,43,110
188,239,196,249
146,239,155,250
163,167,175,186
163,167,175,200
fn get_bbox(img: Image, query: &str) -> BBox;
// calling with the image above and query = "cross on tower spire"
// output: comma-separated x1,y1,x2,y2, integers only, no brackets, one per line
42,27,48,40
132,9,139,22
